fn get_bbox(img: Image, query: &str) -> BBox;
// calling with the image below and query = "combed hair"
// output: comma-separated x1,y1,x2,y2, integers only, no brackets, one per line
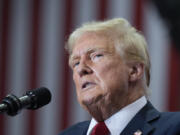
65,18,151,86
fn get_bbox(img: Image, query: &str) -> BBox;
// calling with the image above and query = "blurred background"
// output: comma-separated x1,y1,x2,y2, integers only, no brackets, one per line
0,0,180,135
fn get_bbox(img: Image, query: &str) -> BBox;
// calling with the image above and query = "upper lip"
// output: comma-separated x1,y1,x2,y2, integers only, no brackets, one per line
81,81,96,89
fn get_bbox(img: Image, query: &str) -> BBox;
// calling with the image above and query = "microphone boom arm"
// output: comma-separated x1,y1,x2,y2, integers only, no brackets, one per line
0,94,22,116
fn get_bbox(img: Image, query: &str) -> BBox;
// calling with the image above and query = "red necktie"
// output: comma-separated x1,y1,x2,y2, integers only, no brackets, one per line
91,122,110,135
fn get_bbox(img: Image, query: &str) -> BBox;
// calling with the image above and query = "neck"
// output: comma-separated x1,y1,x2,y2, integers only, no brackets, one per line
85,87,145,122
85,94,144,122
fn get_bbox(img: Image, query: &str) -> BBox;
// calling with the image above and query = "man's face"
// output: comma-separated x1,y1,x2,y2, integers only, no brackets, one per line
69,32,130,110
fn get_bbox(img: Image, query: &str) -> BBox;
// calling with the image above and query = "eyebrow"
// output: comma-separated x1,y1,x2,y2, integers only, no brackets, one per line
70,47,105,61
86,48,104,55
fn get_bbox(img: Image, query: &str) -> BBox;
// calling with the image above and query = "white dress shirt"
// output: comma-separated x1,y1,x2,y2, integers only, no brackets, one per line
86,96,147,135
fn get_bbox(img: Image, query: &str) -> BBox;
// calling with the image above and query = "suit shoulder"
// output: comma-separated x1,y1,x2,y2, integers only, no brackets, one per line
161,111,180,121
156,112,180,134
154,111,180,129
58,121,90,135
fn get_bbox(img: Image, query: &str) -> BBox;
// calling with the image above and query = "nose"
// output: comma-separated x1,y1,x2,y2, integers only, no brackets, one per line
77,63,93,77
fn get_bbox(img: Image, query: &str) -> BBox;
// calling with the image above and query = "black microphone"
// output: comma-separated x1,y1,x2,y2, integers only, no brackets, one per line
0,87,51,116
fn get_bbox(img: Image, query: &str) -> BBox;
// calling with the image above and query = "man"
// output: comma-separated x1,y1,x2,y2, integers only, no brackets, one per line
59,18,180,135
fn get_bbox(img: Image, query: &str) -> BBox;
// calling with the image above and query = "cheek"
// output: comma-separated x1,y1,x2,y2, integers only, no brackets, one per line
73,74,82,102
96,63,127,90
73,73,81,90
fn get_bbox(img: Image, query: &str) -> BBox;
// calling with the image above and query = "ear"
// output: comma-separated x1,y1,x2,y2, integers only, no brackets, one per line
128,63,144,82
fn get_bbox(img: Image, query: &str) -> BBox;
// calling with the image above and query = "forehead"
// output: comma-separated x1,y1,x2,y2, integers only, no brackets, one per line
71,32,115,57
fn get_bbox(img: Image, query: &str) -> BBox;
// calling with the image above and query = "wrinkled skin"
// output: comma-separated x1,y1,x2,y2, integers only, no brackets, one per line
69,32,144,121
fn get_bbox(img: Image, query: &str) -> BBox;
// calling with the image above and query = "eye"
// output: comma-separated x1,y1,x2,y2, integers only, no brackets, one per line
95,54,103,58
91,53,104,61
73,61,80,68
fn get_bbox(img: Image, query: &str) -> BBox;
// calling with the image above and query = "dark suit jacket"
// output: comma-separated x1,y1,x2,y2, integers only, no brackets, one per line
59,102,180,135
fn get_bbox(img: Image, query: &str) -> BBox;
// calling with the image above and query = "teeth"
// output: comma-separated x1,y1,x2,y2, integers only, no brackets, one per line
82,82,90,89
82,82,96,89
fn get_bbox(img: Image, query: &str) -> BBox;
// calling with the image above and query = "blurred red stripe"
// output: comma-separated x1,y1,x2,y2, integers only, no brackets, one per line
60,0,74,130
0,0,11,135
168,45,180,111
134,0,145,31
28,0,42,135
98,0,108,20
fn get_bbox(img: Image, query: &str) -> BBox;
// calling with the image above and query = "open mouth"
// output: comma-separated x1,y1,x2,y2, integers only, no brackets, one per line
82,82,96,89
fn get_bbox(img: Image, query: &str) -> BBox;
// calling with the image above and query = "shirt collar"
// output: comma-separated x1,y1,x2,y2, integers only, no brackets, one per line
86,96,147,135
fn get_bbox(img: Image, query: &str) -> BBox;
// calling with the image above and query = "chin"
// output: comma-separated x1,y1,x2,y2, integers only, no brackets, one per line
81,93,104,107
80,96,95,106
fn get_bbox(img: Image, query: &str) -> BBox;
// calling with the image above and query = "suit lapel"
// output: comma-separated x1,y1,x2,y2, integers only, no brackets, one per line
121,101,160,135
67,121,90,135
77,121,90,135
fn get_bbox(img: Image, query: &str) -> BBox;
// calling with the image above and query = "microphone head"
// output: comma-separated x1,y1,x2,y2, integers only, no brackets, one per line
26,87,52,110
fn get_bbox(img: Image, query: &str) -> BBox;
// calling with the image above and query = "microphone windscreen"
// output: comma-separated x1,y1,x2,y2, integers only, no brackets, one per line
26,87,52,110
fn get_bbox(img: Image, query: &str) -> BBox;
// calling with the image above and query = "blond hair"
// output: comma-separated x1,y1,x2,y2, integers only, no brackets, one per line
65,18,151,86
